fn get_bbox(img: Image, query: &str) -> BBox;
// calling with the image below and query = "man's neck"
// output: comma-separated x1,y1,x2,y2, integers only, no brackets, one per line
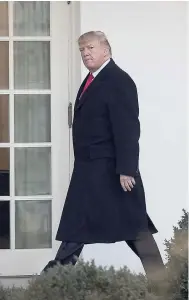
91,58,111,77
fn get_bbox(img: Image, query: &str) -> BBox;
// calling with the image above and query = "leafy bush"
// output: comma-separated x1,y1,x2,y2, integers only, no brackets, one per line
0,210,187,300
164,209,188,300
0,285,25,300
0,260,159,300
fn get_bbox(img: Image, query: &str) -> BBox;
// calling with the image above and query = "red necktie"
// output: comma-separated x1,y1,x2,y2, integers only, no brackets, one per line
81,73,94,95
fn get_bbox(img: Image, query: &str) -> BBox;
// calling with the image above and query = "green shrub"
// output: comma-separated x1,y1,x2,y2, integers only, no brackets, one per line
165,209,188,300
0,285,6,300
0,260,159,300
1,210,187,300
0,285,25,300
23,260,156,300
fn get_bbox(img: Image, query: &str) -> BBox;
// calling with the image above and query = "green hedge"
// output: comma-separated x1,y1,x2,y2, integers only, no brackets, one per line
0,261,160,300
164,209,188,300
0,210,187,300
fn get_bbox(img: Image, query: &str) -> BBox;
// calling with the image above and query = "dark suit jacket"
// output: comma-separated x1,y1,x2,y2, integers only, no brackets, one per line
56,59,157,243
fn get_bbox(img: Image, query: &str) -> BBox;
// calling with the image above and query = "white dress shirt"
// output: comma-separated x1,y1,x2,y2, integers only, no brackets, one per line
92,58,111,78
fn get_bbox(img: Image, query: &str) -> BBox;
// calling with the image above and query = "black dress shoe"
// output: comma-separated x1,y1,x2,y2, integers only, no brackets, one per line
42,260,59,273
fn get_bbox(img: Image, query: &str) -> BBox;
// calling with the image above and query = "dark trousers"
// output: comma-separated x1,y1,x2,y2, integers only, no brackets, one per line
43,232,165,283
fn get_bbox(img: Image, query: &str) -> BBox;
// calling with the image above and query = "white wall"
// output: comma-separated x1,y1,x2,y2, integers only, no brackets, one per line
79,1,188,273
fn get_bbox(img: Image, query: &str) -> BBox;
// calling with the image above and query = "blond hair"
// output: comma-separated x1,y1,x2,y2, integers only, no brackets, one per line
78,31,112,56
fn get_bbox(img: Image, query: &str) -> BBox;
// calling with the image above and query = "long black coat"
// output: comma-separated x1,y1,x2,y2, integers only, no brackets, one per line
56,59,157,243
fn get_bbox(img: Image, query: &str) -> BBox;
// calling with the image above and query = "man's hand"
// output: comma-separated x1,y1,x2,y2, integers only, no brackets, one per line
120,175,136,192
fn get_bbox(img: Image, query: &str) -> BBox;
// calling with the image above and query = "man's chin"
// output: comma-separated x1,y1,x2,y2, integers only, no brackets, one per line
85,61,94,69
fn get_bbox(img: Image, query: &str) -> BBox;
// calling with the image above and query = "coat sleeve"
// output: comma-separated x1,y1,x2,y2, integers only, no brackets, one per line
107,75,140,177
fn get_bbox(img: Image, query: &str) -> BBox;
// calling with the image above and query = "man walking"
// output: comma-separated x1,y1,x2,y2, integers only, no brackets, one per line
43,31,165,287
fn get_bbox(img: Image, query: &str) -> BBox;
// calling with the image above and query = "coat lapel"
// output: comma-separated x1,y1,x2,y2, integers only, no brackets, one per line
74,74,89,111
75,76,102,111
75,59,115,112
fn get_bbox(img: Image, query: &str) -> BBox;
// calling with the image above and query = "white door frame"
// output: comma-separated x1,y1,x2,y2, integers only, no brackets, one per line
0,1,80,276
67,1,81,176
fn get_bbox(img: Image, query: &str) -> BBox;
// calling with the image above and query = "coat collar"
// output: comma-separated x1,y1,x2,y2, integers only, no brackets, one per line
92,58,111,78
74,58,115,111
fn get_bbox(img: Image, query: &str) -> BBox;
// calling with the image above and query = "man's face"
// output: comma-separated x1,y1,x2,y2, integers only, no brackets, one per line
79,38,108,72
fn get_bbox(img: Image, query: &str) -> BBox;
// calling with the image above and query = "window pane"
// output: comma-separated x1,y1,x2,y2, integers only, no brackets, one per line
0,201,10,249
0,95,9,143
15,200,52,249
0,42,9,89
14,41,50,89
15,147,51,196
15,94,51,143
0,2,9,36
0,148,10,196
14,2,50,36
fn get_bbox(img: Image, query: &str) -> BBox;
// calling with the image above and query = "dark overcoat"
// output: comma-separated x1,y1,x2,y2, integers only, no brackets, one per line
56,59,157,243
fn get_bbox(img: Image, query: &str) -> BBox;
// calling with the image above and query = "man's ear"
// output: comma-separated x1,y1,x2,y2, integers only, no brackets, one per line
104,47,108,56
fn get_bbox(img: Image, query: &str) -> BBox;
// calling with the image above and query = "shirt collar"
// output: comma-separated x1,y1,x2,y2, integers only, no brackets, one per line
92,58,111,78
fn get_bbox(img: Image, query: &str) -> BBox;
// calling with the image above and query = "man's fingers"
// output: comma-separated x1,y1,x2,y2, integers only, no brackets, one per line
125,181,131,191
121,179,131,192
120,177,135,192
121,180,127,192
127,179,134,189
